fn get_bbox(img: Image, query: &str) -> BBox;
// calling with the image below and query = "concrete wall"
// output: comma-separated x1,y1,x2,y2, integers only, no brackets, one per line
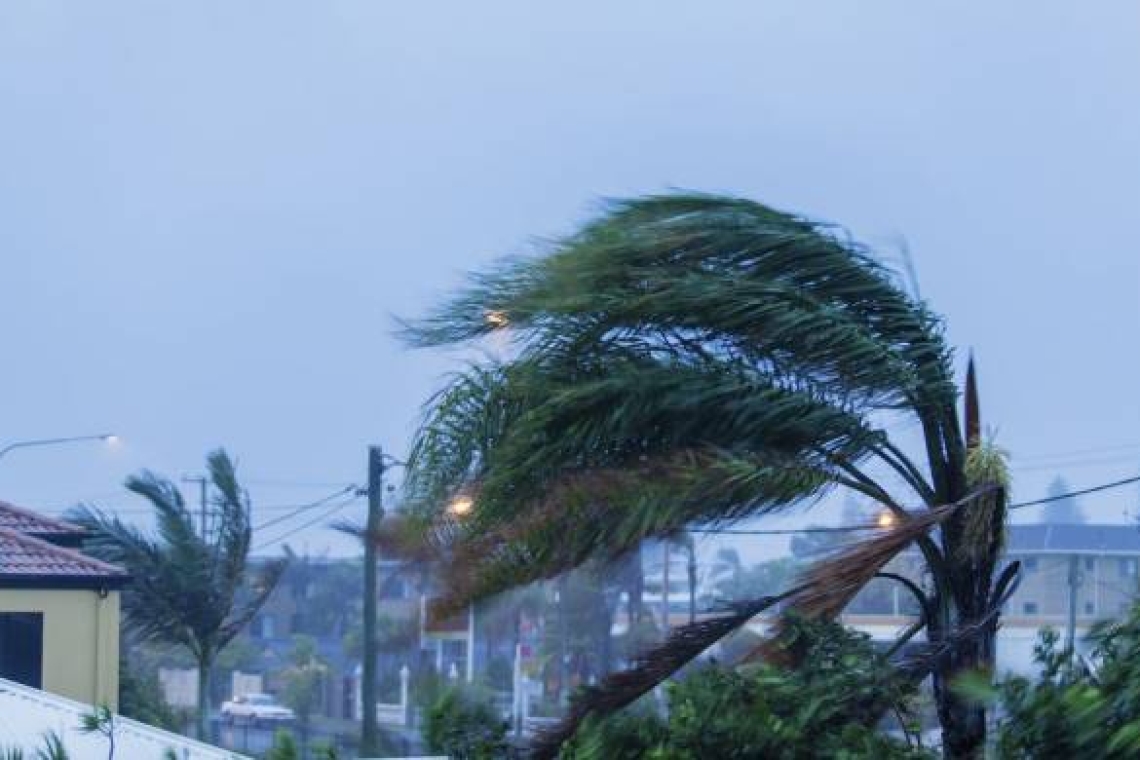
0,588,119,708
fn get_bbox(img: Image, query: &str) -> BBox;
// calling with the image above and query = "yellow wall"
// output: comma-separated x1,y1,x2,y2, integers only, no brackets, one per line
0,588,120,709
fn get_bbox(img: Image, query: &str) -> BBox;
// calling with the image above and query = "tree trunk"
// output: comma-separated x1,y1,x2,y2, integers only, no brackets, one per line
196,656,213,742
932,622,993,759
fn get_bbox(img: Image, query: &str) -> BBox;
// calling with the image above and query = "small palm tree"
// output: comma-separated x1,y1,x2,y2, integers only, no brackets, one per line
402,194,1014,758
71,449,285,741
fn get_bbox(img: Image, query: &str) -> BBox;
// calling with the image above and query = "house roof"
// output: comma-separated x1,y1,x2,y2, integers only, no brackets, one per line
0,526,128,590
0,500,86,546
1007,523,1140,556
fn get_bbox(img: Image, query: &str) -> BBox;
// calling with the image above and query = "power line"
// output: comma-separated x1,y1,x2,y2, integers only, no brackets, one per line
691,474,1140,536
252,486,358,532
252,495,361,552
1007,474,1140,511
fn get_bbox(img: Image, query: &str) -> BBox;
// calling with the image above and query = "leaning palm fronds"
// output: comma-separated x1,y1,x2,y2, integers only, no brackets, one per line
528,588,807,760
752,502,958,664
424,449,835,621
403,192,1013,755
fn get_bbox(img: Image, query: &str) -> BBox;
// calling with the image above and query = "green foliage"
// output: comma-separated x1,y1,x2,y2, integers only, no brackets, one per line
563,620,931,760
78,705,115,760
264,730,299,760
280,635,327,731
308,743,339,760
403,193,960,612
69,450,287,738
118,657,178,731
995,610,1140,758
422,685,511,760
33,733,69,760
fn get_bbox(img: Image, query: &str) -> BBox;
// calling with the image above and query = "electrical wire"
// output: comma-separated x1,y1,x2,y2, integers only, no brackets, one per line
689,474,1140,536
251,495,361,552
252,485,358,532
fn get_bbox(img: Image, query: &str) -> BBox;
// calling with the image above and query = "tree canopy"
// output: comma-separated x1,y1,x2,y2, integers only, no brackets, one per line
403,193,1012,758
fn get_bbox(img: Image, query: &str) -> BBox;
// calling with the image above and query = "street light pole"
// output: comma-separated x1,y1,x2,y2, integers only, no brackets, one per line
0,434,117,461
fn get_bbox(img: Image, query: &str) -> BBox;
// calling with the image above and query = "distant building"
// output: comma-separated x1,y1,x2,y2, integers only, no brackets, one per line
837,522,1140,674
0,501,127,708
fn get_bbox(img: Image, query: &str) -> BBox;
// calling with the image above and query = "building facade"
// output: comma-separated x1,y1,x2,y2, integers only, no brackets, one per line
0,501,127,707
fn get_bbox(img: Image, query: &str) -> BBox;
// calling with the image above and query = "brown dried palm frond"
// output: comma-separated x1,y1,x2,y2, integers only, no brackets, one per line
750,502,958,664
332,512,441,566
527,588,806,760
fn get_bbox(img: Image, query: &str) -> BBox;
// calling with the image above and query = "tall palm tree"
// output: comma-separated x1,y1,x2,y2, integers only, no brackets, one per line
401,194,1013,758
71,449,285,741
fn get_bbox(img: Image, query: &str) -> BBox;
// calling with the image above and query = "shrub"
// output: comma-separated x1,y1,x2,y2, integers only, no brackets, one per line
996,609,1140,759
422,685,510,760
562,619,931,759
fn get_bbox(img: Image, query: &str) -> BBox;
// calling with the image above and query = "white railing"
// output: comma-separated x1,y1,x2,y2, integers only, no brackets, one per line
0,676,248,760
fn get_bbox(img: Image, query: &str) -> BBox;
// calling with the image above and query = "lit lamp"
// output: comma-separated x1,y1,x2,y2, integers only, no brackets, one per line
448,495,474,518
876,510,898,530
0,433,119,461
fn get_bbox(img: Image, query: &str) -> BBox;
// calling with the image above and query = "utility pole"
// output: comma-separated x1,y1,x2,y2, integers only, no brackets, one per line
360,446,385,757
1066,554,1080,652
182,475,208,538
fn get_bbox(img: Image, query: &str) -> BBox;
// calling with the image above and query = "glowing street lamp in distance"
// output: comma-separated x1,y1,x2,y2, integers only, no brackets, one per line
0,433,119,461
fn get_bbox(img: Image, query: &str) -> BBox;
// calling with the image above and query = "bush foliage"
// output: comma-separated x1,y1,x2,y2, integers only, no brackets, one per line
996,607,1140,759
562,619,932,759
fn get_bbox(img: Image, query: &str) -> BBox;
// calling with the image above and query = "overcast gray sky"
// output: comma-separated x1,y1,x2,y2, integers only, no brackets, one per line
1,1,1137,558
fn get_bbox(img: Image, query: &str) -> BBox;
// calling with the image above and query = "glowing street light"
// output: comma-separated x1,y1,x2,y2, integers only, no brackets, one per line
0,433,118,461
447,494,474,518
485,310,509,329
876,510,898,530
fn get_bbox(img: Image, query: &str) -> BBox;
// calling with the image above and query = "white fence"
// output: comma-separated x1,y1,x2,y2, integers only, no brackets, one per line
0,676,247,760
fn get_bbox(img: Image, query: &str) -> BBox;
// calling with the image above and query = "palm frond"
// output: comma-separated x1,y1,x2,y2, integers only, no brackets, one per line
406,193,955,415
425,450,836,620
528,589,805,760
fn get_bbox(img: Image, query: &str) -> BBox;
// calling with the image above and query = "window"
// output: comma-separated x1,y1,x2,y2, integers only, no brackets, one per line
1024,557,1038,572
1085,557,1095,572
0,613,43,689
1022,602,1038,616
1120,559,1138,578
1084,601,1095,616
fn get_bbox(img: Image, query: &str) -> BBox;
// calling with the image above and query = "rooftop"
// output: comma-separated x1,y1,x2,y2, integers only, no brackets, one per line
1007,523,1140,556
0,500,86,547
0,527,128,590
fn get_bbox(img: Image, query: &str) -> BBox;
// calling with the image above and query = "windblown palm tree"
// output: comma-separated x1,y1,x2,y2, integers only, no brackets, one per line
402,194,1014,758
71,450,285,741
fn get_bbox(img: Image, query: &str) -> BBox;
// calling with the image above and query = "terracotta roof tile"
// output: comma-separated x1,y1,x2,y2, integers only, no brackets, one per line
0,526,127,589
0,500,86,539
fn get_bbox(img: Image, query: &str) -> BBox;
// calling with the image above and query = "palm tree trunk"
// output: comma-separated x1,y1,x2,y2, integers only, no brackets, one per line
196,656,213,742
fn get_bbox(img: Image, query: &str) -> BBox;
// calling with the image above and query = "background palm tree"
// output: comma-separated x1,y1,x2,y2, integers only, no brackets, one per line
402,194,1013,758
71,449,285,741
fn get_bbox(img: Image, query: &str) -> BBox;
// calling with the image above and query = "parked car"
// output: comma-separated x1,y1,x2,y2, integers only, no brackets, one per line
220,693,295,725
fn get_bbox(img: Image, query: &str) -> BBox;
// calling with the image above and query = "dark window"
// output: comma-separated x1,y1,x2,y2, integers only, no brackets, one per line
0,613,43,688
1084,601,1095,616
1022,602,1038,616
1024,558,1038,571
1085,557,1095,571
